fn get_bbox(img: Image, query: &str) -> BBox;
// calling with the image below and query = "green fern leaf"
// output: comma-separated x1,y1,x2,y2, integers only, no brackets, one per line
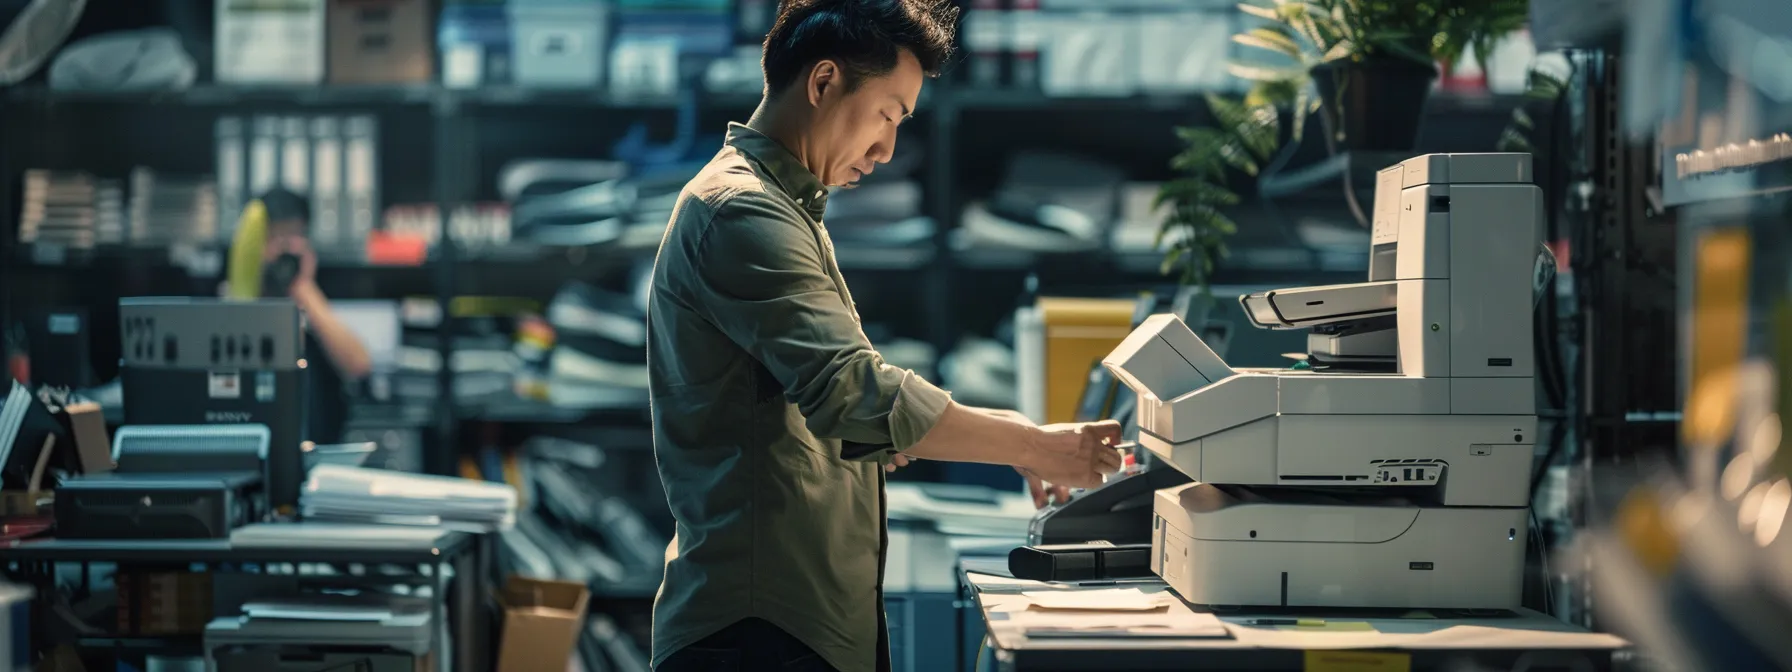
1227,63,1309,82
1159,246,1186,275
1234,27,1304,58
1239,3,1280,20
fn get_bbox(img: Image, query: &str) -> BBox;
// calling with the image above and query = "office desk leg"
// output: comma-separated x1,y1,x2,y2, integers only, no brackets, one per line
433,562,451,672
451,541,486,672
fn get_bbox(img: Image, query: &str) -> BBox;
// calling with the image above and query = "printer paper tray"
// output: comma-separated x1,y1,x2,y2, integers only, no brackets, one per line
1240,281,1396,329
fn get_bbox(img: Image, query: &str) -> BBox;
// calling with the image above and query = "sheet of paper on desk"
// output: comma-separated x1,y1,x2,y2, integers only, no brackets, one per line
997,609,1230,638
968,572,1063,591
1022,587,1176,611
1402,625,1629,649
1226,623,1628,650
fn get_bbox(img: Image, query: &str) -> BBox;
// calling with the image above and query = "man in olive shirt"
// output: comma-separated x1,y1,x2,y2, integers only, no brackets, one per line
648,2,1123,670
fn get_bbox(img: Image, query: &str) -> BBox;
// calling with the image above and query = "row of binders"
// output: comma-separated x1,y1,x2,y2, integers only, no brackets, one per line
18,168,216,249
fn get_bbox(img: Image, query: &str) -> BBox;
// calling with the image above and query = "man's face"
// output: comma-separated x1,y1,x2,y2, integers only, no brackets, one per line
265,218,306,259
805,49,924,188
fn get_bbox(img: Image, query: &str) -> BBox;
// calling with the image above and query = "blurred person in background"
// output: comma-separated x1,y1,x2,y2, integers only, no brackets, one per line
226,187,371,445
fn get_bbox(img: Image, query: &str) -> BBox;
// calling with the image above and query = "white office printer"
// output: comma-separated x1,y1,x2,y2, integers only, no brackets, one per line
1103,153,1541,610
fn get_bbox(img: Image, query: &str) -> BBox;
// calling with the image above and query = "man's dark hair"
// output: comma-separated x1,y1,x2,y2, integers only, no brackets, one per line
762,0,958,95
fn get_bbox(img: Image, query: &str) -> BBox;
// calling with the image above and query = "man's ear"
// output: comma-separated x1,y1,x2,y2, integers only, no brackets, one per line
807,59,842,108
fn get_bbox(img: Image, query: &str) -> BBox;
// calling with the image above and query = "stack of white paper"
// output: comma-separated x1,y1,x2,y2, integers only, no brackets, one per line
886,482,1036,538
1021,588,1178,611
299,464,517,531
991,586,1232,639
206,593,433,656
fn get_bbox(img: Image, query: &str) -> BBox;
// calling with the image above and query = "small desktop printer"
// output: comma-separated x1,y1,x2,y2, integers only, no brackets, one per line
54,424,269,540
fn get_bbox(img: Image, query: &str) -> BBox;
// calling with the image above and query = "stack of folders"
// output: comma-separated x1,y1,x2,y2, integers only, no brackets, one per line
300,464,517,531
128,167,219,246
215,115,380,250
18,170,125,249
0,382,33,474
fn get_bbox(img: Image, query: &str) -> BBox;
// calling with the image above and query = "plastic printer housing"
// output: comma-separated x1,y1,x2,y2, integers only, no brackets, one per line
1102,153,1542,609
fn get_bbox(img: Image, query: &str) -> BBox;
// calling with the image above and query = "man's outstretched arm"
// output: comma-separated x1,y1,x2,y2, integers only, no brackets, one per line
903,402,1122,491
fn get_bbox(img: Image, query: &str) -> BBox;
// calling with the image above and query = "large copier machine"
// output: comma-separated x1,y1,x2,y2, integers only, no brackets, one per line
1102,153,1541,609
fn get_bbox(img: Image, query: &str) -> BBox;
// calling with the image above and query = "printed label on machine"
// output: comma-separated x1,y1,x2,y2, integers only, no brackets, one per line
256,372,276,402
1304,650,1411,672
208,371,242,399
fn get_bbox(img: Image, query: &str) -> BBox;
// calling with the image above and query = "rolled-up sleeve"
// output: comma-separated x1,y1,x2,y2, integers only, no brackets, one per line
690,195,951,459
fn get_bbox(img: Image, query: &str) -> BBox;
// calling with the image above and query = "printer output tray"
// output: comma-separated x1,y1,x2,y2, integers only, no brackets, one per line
1241,281,1397,329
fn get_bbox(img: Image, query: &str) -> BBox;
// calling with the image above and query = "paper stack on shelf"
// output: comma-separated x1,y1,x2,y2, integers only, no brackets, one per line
543,282,650,409
230,522,450,549
887,482,1034,538
299,464,517,531
94,179,126,245
0,381,32,474
18,170,107,249
205,593,433,659
128,167,219,246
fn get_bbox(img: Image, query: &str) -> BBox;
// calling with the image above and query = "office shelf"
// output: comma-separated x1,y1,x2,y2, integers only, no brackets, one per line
0,532,471,565
951,88,1219,112
74,637,204,654
459,396,650,426
4,84,440,107
454,87,761,109
2,71,1523,478
1,84,766,111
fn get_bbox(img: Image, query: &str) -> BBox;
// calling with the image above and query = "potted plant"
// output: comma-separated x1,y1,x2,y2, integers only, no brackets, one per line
1234,0,1530,153
1157,0,1530,290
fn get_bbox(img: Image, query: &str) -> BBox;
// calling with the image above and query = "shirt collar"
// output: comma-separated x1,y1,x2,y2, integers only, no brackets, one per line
726,123,829,220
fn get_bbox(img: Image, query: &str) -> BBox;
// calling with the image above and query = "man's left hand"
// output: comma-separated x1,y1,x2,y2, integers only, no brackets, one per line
884,453,916,473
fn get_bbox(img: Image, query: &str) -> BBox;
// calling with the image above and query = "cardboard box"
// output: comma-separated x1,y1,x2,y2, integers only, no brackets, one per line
117,571,213,635
496,577,589,672
330,0,434,84
63,401,113,475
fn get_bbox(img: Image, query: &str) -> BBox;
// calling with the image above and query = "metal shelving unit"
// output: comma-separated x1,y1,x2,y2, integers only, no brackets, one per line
0,80,1524,475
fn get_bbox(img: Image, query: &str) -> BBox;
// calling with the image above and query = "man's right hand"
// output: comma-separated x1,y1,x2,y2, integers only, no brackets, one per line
1023,419,1124,493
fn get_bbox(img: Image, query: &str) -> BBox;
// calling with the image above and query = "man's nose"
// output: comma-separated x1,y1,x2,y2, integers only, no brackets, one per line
871,126,899,164
870,140,894,164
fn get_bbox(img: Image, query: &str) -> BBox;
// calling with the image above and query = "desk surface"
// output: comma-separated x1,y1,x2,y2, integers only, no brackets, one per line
960,558,1629,671
0,530,471,565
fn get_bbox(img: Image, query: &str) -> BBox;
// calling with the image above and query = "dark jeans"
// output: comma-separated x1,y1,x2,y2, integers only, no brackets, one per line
657,618,839,671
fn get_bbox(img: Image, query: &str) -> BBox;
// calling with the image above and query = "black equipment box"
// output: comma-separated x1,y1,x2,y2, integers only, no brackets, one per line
1008,541,1155,583
120,298,307,512
55,472,263,539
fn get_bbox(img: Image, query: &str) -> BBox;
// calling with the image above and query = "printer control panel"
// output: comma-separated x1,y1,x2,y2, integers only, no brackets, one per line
120,299,303,371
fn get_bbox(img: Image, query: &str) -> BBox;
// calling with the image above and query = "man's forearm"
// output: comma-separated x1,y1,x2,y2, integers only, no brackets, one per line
904,402,1040,467
293,284,373,378
967,406,1033,425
